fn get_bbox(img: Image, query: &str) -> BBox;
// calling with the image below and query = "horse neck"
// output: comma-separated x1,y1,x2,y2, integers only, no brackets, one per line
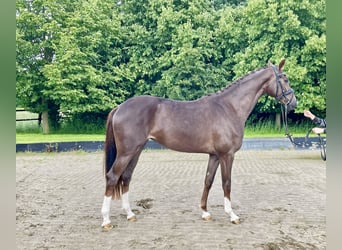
217,67,273,123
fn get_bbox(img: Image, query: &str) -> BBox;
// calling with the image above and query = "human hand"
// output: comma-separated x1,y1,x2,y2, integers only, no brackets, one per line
312,127,325,134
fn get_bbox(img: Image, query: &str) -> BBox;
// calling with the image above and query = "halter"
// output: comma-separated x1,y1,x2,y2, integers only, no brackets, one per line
271,65,326,161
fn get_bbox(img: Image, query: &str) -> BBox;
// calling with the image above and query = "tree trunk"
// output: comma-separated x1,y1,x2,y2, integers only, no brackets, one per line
275,113,281,129
41,110,49,134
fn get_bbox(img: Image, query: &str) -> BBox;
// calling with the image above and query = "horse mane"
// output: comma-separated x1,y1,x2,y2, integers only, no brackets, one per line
205,65,269,97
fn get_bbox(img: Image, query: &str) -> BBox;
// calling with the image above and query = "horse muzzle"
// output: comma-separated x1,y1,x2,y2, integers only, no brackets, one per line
286,96,297,112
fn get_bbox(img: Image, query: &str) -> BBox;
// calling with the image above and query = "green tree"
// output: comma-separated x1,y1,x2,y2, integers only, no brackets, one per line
42,0,128,114
16,0,70,132
16,0,128,132
119,0,229,100
212,0,246,9
223,0,326,118
152,1,226,100
17,0,326,133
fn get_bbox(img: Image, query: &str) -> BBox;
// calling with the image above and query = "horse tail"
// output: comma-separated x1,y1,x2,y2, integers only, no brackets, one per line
104,107,117,175
103,107,122,199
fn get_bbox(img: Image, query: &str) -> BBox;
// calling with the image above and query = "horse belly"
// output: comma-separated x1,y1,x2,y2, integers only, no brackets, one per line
149,121,213,153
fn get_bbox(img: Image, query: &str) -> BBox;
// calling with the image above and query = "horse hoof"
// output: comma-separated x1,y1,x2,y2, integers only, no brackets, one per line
127,215,137,222
102,224,114,231
202,215,212,221
232,219,240,225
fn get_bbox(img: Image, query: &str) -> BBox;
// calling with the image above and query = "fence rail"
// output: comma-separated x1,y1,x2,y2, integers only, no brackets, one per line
16,118,40,122
16,109,41,123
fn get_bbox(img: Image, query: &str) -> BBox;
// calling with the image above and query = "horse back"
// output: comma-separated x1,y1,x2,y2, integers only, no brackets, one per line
113,95,243,154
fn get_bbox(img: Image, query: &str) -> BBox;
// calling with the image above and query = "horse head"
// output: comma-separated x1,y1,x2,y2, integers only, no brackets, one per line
267,59,297,112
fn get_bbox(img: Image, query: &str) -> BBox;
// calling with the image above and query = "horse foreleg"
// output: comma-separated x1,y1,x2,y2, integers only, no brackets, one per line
200,154,219,220
224,196,240,224
220,153,240,224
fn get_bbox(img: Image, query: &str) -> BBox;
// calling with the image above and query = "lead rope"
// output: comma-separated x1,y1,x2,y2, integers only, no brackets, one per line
281,104,326,161
281,104,300,146
318,133,326,161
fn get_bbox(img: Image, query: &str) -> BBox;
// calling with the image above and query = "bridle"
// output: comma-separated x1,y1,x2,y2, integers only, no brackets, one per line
271,65,294,106
271,65,326,161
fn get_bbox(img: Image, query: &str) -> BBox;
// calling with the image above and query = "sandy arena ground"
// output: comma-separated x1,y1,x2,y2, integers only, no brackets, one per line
16,149,326,249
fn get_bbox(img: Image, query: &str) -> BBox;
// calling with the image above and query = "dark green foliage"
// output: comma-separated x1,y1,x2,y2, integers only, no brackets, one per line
16,0,326,132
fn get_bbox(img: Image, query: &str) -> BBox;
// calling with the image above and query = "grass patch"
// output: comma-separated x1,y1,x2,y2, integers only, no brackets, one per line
244,119,313,138
16,133,105,143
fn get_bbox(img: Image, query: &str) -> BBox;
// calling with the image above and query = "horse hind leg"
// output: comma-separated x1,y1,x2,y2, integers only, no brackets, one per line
101,195,113,230
105,154,134,198
101,153,137,229
120,149,144,222
200,154,219,220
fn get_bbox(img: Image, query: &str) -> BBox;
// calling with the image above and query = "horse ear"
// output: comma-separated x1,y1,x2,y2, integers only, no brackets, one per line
279,59,286,71
268,60,273,66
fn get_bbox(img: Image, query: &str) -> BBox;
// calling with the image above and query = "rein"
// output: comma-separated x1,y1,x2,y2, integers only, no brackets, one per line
280,104,326,161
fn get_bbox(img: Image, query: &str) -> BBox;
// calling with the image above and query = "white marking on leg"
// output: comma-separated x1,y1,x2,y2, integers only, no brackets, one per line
122,192,135,220
202,210,211,220
101,196,112,227
224,197,239,222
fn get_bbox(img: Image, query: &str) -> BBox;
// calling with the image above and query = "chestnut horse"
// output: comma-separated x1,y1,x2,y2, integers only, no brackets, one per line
101,59,297,229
